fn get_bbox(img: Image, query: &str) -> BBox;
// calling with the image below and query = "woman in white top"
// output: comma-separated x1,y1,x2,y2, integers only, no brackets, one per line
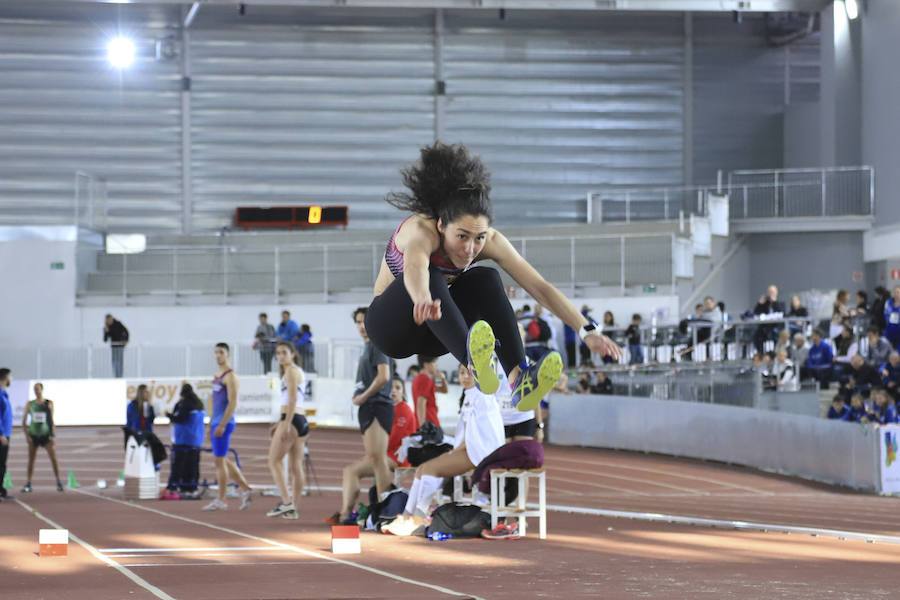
383,364,504,537
266,341,310,520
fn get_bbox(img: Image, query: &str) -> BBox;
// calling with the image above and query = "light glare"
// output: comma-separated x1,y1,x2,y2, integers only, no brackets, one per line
107,36,135,69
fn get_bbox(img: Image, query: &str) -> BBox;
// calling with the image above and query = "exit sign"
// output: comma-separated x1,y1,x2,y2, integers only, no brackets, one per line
50,262,65,270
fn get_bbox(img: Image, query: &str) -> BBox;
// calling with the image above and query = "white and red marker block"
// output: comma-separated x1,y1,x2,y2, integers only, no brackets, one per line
39,529,68,557
331,525,361,554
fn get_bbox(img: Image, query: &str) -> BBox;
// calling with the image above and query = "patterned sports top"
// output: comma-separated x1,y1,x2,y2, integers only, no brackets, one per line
211,369,234,426
384,217,474,283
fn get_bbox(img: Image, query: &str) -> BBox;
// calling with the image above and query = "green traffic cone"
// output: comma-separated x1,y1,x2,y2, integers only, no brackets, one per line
67,469,80,489
2,472,12,490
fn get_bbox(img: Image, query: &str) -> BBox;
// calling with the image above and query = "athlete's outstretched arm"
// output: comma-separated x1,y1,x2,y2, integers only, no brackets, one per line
402,221,442,325
486,230,621,359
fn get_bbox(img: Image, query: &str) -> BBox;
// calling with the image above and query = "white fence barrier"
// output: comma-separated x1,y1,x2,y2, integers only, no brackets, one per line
550,393,883,492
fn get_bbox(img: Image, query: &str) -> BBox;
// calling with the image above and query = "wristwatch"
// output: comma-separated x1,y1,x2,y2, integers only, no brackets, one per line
536,422,545,430
579,320,599,342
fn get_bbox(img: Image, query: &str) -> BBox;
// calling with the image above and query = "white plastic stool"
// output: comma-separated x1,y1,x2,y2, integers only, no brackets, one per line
452,472,474,503
489,468,547,539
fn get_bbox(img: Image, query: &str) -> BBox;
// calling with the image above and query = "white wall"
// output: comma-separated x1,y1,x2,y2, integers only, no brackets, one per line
0,230,79,347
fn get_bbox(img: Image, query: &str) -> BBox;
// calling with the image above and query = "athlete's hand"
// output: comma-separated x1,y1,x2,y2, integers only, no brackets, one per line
585,333,622,361
412,298,442,325
279,423,293,444
352,394,367,406
213,424,225,438
0,435,8,446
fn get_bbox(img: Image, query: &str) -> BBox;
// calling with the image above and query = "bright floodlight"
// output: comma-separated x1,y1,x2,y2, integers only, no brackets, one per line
845,0,859,20
107,36,135,69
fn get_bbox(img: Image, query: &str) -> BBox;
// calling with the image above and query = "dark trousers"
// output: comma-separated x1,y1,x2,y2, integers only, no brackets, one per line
259,348,273,374
111,345,125,378
0,442,9,497
565,341,577,368
167,445,201,492
366,266,526,374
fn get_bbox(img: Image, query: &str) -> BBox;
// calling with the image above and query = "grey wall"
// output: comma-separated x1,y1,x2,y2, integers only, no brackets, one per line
746,231,865,310
783,102,822,168
819,3,862,167
0,4,818,232
862,0,900,226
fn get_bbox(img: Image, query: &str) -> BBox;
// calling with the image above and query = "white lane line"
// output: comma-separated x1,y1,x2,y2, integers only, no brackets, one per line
14,498,177,600
111,553,284,558
71,442,111,455
548,463,707,495
546,455,774,495
100,546,286,554
540,502,900,545
128,561,335,568
77,489,485,600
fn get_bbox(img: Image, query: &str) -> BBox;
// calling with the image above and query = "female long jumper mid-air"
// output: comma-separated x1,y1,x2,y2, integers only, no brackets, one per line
365,142,620,410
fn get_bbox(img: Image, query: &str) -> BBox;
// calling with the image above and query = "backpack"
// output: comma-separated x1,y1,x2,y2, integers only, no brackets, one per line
426,503,491,538
367,486,409,531
526,318,551,344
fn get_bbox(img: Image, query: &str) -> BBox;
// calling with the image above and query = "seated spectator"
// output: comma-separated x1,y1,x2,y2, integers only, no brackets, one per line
881,352,900,397
625,314,643,365
802,329,834,387
831,289,851,338
865,326,893,368
870,388,898,425
383,364,504,537
576,374,592,394
753,353,774,388
789,333,809,367
826,395,851,421
591,371,613,395
753,285,785,354
771,350,797,391
774,330,791,357
832,324,855,364
848,393,873,424
387,377,419,468
856,290,869,316
842,354,882,399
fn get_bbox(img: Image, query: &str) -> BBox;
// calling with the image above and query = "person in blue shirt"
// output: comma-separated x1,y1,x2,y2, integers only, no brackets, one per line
882,353,900,405
848,394,873,424
803,329,834,388
296,323,315,372
277,310,300,346
0,368,13,500
884,286,900,349
126,384,155,436
164,383,206,497
870,388,898,425
826,394,851,421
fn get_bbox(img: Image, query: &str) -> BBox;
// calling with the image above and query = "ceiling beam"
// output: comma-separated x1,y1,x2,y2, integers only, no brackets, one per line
48,0,833,14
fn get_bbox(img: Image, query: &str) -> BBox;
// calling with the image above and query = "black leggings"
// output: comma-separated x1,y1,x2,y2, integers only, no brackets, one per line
366,266,526,374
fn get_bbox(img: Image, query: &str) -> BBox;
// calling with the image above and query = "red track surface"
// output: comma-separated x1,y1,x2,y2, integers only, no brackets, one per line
2,425,899,599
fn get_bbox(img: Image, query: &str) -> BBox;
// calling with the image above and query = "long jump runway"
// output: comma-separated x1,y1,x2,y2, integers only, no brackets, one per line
2,425,899,599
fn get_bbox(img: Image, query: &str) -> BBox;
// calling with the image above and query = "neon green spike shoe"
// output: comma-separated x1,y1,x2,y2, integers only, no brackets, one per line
467,320,500,395
512,351,563,412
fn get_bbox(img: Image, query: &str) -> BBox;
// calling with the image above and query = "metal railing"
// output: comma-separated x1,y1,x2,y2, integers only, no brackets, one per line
588,166,874,224
0,338,366,382
81,232,679,302
728,166,874,219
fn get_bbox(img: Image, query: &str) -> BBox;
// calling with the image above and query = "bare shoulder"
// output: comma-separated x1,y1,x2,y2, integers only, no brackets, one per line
479,227,512,260
395,215,440,252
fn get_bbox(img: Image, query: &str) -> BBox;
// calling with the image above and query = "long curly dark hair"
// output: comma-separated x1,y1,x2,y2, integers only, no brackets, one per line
386,142,493,225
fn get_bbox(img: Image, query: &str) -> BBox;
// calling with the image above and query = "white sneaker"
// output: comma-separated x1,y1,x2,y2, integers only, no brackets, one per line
202,499,228,511
281,509,299,520
266,502,295,517
239,490,253,511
